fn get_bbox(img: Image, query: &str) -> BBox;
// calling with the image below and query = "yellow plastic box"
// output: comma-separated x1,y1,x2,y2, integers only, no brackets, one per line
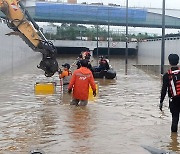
34,82,56,95
88,83,98,101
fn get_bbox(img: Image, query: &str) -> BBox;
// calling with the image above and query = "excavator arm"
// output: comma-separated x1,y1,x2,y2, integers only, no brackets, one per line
0,0,59,77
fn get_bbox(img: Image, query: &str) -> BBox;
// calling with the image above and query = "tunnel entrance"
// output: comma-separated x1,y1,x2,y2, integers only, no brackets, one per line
56,47,89,55
93,48,137,56
55,47,137,56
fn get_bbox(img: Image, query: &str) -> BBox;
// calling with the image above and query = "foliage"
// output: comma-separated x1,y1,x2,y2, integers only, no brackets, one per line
43,23,159,41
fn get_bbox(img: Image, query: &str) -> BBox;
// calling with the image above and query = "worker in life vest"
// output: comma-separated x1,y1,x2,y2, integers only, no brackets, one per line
75,51,84,69
104,55,112,69
76,51,92,69
59,63,72,85
83,51,91,60
97,56,110,71
160,54,180,132
68,59,96,106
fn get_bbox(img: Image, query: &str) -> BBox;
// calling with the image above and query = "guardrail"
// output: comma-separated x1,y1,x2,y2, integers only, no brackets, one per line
139,36,180,42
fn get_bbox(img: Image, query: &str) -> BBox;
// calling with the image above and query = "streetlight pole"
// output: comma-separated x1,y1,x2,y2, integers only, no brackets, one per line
161,0,165,75
96,24,99,65
125,0,128,75
108,7,110,57
96,7,99,65
80,29,82,40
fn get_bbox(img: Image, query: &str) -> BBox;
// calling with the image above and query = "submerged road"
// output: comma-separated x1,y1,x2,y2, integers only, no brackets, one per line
0,55,179,154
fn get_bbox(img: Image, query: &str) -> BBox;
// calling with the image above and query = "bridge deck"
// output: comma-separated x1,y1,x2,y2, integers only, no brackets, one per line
1,2,180,28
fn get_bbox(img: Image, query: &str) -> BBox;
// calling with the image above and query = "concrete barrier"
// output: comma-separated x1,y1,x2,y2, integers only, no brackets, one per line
0,22,40,74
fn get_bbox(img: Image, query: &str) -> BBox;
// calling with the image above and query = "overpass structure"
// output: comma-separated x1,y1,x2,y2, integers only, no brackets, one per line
1,2,180,28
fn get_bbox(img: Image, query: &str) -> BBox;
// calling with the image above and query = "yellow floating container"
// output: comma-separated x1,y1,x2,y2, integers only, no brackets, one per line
34,82,56,95
88,83,98,101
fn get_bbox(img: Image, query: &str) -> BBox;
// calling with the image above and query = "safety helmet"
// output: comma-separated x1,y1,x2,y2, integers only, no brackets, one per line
62,63,70,69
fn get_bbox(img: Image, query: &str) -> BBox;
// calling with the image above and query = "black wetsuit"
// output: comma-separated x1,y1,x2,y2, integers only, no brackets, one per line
160,66,180,132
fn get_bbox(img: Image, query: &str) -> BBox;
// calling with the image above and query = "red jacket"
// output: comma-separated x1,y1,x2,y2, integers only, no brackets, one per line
68,67,96,100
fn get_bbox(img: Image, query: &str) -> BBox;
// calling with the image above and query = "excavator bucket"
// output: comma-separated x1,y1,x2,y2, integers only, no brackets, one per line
0,0,59,77
38,58,58,77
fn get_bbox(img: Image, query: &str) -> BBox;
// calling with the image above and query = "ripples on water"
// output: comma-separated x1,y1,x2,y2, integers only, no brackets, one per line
0,56,179,154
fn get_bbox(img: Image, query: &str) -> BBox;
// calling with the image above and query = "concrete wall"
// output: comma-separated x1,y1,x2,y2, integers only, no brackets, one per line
0,22,40,73
52,40,137,50
138,39,180,65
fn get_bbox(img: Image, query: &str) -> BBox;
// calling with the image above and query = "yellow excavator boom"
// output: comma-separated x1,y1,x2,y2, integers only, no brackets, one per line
0,0,59,77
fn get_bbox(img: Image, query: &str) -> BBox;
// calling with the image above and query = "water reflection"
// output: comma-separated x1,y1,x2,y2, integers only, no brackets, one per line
40,102,57,143
167,133,180,152
96,78,117,86
60,92,72,105
67,107,95,154
0,55,178,153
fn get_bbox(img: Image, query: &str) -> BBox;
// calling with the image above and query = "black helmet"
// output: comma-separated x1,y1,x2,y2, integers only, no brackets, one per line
168,54,179,65
62,63,70,69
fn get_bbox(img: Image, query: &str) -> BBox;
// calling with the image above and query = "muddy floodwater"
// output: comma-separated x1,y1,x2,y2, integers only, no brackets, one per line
0,55,179,154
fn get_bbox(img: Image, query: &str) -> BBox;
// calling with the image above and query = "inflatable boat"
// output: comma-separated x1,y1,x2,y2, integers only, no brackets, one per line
92,66,116,79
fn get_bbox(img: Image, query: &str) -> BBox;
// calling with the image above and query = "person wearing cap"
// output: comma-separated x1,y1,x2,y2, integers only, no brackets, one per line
68,59,96,106
59,63,72,85
159,54,180,132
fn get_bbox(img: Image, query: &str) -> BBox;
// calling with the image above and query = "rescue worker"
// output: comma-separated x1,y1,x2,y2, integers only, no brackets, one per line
97,56,110,71
159,54,180,132
68,59,96,106
83,51,91,60
76,59,82,69
105,55,110,64
105,55,112,69
75,52,84,69
76,51,91,69
59,63,72,85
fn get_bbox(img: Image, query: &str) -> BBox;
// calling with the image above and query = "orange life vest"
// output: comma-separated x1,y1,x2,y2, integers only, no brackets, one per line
59,70,72,78
168,68,180,98
68,67,96,100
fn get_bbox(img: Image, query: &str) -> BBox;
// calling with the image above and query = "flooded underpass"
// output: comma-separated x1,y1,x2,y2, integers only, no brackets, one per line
0,55,179,154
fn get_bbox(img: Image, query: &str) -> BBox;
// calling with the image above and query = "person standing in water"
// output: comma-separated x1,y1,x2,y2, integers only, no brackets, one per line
160,54,180,132
59,63,72,91
68,59,96,106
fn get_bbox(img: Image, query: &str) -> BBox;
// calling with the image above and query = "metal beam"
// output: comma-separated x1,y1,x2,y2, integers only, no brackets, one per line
161,0,165,75
125,0,128,75
1,5,180,29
